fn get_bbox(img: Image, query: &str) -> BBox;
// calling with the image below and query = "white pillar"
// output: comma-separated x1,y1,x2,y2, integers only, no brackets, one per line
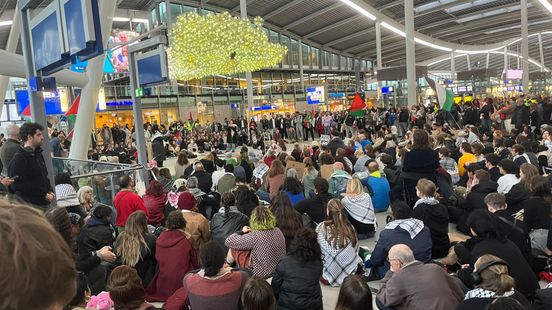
240,0,254,116
486,53,490,68
538,33,545,72
298,39,304,91
69,0,117,159
375,21,382,100
466,54,471,71
450,51,456,79
0,4,20,118
404,0,416,106
521,0,529,93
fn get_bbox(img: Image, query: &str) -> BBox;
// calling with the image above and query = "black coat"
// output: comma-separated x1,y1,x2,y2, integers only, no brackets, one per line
210,209,249,253
463,181,498,212
115,233,157,288
9,146,52,206
191,170,213,195
294,193,331,227
271,255,323,310
505,182,531,214
327,138,345,157
402,148,440,174
512,105,530,129
455,237,539,299
77,218,115,255
493,210,533,267
412,202,450,259
151,136,166,162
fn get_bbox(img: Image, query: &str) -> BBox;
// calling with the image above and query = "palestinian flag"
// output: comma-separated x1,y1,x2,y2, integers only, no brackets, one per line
349,93,366,117
425,76,454,112
66,129,74,140
21,104,31,119
65,95,80,123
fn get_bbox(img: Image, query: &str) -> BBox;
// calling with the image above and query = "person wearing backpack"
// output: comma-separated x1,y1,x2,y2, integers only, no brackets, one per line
328,162,352,198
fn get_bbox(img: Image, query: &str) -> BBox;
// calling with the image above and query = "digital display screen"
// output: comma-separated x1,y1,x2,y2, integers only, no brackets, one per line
307,86,325,105
15,90,63,115
31,12,63,71
63,0,87,54
381,86,394,93
507,69,523,80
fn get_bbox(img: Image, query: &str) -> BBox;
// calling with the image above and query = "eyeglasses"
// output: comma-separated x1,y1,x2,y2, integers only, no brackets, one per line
386,257,400,263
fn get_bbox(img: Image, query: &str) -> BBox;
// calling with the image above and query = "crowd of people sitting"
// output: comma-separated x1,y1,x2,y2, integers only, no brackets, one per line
3,95,552,310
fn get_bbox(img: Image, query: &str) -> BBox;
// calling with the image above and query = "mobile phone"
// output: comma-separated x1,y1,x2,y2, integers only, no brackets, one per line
11,176,19,180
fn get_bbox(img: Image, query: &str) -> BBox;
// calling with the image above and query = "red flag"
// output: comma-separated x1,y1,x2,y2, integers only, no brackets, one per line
22,104,31,117
66,129,74,140
349,93,366,117
65,95,80,123
188,112,193,120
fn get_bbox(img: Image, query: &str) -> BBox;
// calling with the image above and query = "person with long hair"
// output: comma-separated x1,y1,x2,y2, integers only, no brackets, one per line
281,175,306,205
505,163,539,214
457,255,530,310
184,241,250,310
225,206,286,279
114,211,157,287
142,180,167,226
241,277,276,310
316,199,362,286
211,192,249,253
302,157,318,198
174,151,190,178
266,160,286,201
270,192,303,251
335,275,373,310
271,228,323,309
341,177,376,239
176,191,211,251
523,176,552,254
47,207,116,295
146,211,198,302
402,129,440,174
107,266,157,310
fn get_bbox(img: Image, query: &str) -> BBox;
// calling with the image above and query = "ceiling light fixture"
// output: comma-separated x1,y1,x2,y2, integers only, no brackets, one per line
538,0,552,14
112,17,130,22
0,20,12,27
339,0,376,20
414,38,452,51
381,22,405,37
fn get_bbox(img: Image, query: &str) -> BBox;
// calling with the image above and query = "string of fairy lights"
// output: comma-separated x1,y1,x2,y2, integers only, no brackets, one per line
168,12,288,81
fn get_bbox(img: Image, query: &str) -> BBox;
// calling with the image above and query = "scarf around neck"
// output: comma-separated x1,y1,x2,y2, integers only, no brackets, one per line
413,196,440,209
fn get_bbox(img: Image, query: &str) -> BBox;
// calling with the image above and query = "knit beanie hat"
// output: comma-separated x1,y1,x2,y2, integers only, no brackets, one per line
177,192,196,210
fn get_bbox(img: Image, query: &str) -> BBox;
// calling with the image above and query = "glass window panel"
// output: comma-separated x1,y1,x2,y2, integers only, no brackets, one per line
340,56,346,70
347,57,353,69
332,53,339,69
322,51,330,67
311,47,319,68
182,6,196,14
151,8,158,26
280,35,290,66
170,3,182,24
290,39,300,67
269,30,279,43
159,2,167,24
302,44,310,67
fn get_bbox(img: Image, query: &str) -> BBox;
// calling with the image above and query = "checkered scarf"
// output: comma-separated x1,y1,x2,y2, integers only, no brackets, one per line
384,218,425,239
342,194,375,224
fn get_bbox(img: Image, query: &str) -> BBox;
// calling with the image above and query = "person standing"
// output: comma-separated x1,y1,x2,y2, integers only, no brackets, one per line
9,122,54,210
0,124,20,175
113,175,148,230
293,112,304,141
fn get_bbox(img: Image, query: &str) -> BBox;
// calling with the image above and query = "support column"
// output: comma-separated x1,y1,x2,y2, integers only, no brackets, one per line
240,0,254,116
504,45,508,77
404,0,416,106
298,39,304,91
538,33,545,72
450,51,456,79
375,21,382,100
69,0,117,159
486,53,490,68
354,59,361,92
0,4,20,118
521,0,529,93
466,54,471,71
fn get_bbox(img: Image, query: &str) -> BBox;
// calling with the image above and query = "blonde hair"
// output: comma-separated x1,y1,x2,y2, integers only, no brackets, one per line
346,178,365,196
416,178,436,197
115,211,149,267
77,185,94,204
474,254,515,295
323,199,357,248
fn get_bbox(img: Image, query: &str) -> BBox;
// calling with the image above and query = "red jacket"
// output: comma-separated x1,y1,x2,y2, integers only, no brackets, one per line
143,193,167,226
146,230,198,301
113,190,148,227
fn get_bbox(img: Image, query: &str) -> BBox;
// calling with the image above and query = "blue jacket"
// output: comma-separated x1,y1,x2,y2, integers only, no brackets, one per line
370,225,433,269
361,174,391,212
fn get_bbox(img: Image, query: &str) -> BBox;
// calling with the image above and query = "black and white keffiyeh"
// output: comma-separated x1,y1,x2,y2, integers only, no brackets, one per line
342,193,376,225
464,288,515,300
384,218,425,239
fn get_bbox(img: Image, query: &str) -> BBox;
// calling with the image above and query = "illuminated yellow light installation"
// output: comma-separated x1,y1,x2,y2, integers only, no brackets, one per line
168,12,287,81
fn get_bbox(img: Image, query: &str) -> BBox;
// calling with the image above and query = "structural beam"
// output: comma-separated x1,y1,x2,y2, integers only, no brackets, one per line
303,15,362,39
323,29,374,48
486,53,490,68
69,0,117,159
521,0,529,93
405,0,416,106
262,0,306,20
538,33,545,72
375,21,382,100
451,51,455,78
282,3,342,31
0,3,20,118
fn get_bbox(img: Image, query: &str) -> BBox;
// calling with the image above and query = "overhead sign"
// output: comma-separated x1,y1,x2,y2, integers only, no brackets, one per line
307,86,325,105
135,46,169,87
